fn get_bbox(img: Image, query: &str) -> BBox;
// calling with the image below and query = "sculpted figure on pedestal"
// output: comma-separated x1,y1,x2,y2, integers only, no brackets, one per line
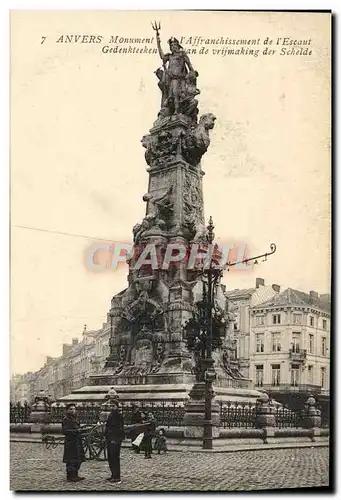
152,22,199,119
182,113,216,166
123,290,164,335
133,186,173,242
141,129,179,168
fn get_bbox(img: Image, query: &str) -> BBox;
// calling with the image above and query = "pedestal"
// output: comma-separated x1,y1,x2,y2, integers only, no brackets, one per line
183,382,220,439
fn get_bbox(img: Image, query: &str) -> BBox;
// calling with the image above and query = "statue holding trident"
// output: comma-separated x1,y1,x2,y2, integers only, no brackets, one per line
152,21,198,117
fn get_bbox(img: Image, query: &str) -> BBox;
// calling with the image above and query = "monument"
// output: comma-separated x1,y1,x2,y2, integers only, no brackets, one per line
60,24,261,406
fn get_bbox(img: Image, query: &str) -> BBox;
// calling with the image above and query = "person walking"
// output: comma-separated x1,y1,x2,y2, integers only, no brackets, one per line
104,400,125,484
130,404,143,453
62,404,86,482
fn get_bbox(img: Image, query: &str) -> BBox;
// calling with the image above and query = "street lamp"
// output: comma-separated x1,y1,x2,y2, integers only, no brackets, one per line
184,216,276,449
105,310,116,368
184,217,225,449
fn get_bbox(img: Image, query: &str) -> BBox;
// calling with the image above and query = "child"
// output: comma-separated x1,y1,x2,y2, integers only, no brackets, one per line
154,428,168,454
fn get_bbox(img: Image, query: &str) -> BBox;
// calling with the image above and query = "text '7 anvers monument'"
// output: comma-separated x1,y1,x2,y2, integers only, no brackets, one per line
61,25,261,411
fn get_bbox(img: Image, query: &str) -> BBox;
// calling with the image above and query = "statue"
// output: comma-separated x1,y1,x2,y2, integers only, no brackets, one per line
123,290,164,335
179,70,200,121
143,185,173,221
141,134,153,165
152,22,198,117
133,186,173,242
182,113,216,166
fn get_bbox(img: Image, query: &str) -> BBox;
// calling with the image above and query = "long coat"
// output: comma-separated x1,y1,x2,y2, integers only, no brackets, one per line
62,415,86,464
105,409,125,444
140,419,156,450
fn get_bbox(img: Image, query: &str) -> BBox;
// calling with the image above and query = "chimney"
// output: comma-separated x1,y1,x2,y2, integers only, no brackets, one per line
272,284,281,293
256,278,265,288
72,338,79,346
62,343,72,357
310,291,319,301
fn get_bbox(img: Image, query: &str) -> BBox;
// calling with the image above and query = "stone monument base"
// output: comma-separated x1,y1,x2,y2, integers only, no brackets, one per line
58,380,262,405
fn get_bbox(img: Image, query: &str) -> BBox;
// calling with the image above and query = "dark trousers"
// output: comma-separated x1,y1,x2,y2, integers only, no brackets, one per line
107,442,121,480
144,437,153,458
66,462,81,479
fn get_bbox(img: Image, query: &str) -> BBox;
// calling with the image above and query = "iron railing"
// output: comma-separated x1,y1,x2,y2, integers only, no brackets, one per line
219,401,257,429
10,399,329,429
10,402,31,424
273,406,306,428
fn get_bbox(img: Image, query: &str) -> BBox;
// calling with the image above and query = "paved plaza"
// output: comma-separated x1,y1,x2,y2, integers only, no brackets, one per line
10,442,330,492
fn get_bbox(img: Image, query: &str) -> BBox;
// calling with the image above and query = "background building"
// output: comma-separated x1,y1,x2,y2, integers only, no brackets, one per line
226,278,280,378
10,283,330,409
10,321,111,403
249,287,330,408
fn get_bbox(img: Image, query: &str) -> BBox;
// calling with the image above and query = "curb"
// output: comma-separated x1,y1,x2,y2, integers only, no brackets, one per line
10,437,329,453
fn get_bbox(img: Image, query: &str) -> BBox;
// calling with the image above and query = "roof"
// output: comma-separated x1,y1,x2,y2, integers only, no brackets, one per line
253,288,331,313
225,288,256,299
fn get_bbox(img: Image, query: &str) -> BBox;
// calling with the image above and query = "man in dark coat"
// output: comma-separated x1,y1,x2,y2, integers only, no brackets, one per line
141,412,156,459
105,400,125,483
62,404,86,482
130,404,143,453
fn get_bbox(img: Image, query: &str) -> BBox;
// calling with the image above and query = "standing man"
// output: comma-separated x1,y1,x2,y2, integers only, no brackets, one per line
105,399,125,484
62,404,86,482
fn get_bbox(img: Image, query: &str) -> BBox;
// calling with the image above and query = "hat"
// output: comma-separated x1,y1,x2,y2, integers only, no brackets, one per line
168,37,183,49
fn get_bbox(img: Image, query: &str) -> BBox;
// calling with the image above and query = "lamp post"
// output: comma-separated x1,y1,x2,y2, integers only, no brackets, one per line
105,310,116,368
184,217,224,449
184,217,277,449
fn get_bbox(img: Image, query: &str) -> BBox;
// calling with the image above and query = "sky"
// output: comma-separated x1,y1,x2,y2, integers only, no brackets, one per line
10,10,331,375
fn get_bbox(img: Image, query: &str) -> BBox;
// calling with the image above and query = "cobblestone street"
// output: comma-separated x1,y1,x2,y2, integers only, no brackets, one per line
10,442,330,492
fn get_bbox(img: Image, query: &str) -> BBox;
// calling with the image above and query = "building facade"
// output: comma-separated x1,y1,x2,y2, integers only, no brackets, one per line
10,321,111,403
225,278,280,378
250,288,330,400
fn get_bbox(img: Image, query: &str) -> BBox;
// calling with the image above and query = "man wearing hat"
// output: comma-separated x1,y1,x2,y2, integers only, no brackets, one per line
62,404,86,482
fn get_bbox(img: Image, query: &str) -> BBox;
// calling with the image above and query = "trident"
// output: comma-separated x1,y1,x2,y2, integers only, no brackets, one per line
151,20,161,37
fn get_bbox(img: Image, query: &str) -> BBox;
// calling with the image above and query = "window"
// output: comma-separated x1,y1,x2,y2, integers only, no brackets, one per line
310,316,314,327
291,333,301,353
255,365,264,387
293,314,302,324
272,314,281,325
309,335,314,354
272,333,281,352
321,337,327,356
291,364,300,386
321,367,326,388
271,364,281,386
322,319,327,330
256,315,265,326
308,365,314,385
256,334,264,353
